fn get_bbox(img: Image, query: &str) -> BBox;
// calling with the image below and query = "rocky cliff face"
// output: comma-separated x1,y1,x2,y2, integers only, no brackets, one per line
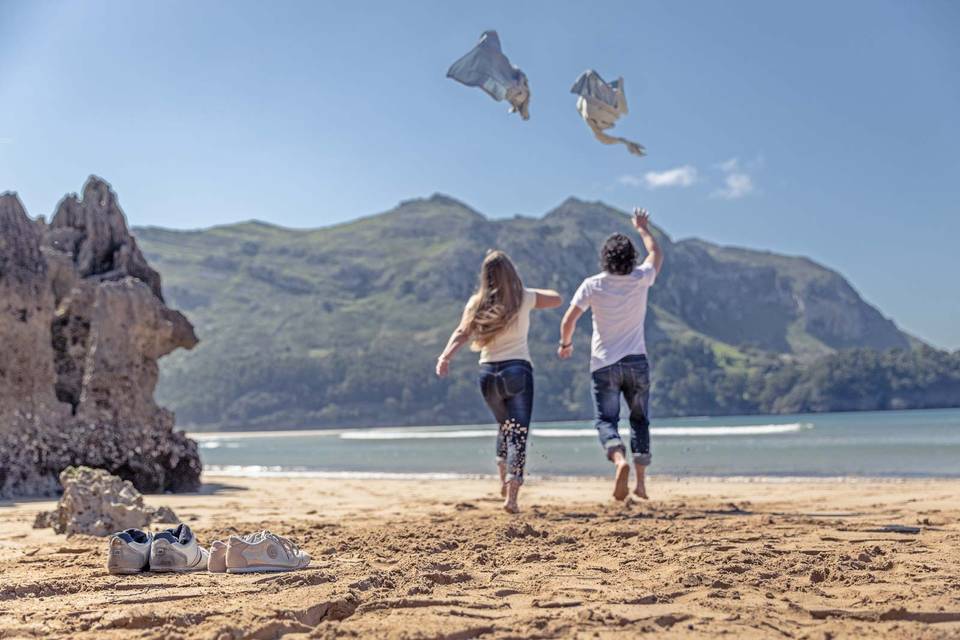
0,177,200,497
659,239,911,357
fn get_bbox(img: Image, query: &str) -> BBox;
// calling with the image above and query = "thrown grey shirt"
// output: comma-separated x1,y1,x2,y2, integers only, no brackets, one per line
447,31,530,120
570,70,645,156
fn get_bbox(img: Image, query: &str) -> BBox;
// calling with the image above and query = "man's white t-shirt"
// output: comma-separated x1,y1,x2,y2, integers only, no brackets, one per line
571,264,657,372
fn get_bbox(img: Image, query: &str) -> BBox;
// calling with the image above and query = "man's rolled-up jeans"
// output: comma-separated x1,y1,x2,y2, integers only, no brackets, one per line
591,354,652,466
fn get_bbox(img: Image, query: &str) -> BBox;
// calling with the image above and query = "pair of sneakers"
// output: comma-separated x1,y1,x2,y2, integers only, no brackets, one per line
107,524,209,574
207,531,311,573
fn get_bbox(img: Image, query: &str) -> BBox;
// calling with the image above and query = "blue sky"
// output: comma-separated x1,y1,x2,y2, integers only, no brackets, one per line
1,0,958,348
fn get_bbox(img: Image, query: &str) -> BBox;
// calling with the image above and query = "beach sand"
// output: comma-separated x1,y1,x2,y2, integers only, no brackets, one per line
1,475,958,639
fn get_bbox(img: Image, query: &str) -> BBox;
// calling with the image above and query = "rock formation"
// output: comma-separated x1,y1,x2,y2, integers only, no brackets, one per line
0,177,200,497
33,466,179,537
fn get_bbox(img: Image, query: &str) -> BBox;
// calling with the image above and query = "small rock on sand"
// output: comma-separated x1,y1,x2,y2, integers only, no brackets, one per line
33,466,178,537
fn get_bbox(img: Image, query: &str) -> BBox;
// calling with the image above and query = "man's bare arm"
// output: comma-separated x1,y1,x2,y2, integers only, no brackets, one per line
557,305,584,359
633,207,664,274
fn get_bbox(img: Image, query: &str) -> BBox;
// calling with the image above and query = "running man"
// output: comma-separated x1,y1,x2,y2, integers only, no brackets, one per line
557,208,664,501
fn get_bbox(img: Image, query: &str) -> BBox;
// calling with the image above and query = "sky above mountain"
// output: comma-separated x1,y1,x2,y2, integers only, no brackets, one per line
1,0,958,348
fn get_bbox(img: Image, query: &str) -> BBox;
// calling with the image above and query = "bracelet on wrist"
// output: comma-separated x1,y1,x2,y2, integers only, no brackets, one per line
558,342,572,348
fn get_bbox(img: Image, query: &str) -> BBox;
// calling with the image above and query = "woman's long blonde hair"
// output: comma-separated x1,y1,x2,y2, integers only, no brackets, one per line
465,250,525,350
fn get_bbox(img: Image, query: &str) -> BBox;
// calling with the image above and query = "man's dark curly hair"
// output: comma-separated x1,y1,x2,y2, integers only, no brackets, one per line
600,233,638,275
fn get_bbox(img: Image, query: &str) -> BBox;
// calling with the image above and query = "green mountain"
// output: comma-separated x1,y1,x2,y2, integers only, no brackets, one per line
136,196,935,430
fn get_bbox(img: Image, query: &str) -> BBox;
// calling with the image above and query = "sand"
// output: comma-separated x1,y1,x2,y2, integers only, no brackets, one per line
1,474,959,639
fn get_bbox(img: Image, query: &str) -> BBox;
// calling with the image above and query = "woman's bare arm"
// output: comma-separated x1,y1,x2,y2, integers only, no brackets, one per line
531,288,563,309
436,298,476,377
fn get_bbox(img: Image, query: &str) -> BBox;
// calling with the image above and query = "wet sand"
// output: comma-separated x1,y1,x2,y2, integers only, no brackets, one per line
1,475,959,639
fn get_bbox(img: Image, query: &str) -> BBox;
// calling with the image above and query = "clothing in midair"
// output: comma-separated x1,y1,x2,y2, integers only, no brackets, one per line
570,70,645,156
447,31,530,120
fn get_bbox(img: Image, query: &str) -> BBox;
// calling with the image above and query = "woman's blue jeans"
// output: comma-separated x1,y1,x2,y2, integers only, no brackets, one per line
479,359,533,485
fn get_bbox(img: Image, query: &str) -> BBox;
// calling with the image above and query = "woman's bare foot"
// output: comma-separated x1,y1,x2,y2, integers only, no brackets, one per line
498,461,507,497
633,464,649,500
503,479,520,513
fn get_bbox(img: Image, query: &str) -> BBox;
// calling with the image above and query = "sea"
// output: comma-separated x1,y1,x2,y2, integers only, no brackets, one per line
193,408,960,480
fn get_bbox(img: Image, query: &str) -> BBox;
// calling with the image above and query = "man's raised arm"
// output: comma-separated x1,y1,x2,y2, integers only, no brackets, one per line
633,207,663,274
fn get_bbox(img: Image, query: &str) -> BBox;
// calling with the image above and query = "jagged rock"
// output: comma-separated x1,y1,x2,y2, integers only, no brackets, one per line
33,466,178,537
0,193,66,420
46,178,163,299
0,177,200,497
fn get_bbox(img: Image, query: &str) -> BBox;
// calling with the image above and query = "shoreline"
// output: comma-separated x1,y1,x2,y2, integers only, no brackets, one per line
200,468,960,482
192,409,960,481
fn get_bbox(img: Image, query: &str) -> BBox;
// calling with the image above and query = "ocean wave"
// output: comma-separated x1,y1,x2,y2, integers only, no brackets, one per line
198,441,243,449
655,423,811,436
190,429,341,441
203,465,493,480
340,429,496,440
338,423,812,440
202,467,926,483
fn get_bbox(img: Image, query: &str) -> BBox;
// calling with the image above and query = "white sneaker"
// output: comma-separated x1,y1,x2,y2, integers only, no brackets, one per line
107,529,152,574
149,524,208,572
207,531,266,572
225,531,310,573
208,540,228,573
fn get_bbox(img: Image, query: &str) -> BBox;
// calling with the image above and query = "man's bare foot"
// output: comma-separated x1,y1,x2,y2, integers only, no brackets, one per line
613,462,630,501
633,463,649,499
633,481,648,500
633,464,650,500
503,480,520,513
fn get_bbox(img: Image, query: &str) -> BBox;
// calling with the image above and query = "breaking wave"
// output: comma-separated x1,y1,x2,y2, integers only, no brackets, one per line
338,423,812,440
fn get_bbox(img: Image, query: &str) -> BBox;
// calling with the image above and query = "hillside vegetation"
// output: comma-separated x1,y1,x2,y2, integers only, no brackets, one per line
134,196,956,430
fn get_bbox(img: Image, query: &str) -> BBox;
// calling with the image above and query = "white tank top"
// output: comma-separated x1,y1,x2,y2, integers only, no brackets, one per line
476,288,537,364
